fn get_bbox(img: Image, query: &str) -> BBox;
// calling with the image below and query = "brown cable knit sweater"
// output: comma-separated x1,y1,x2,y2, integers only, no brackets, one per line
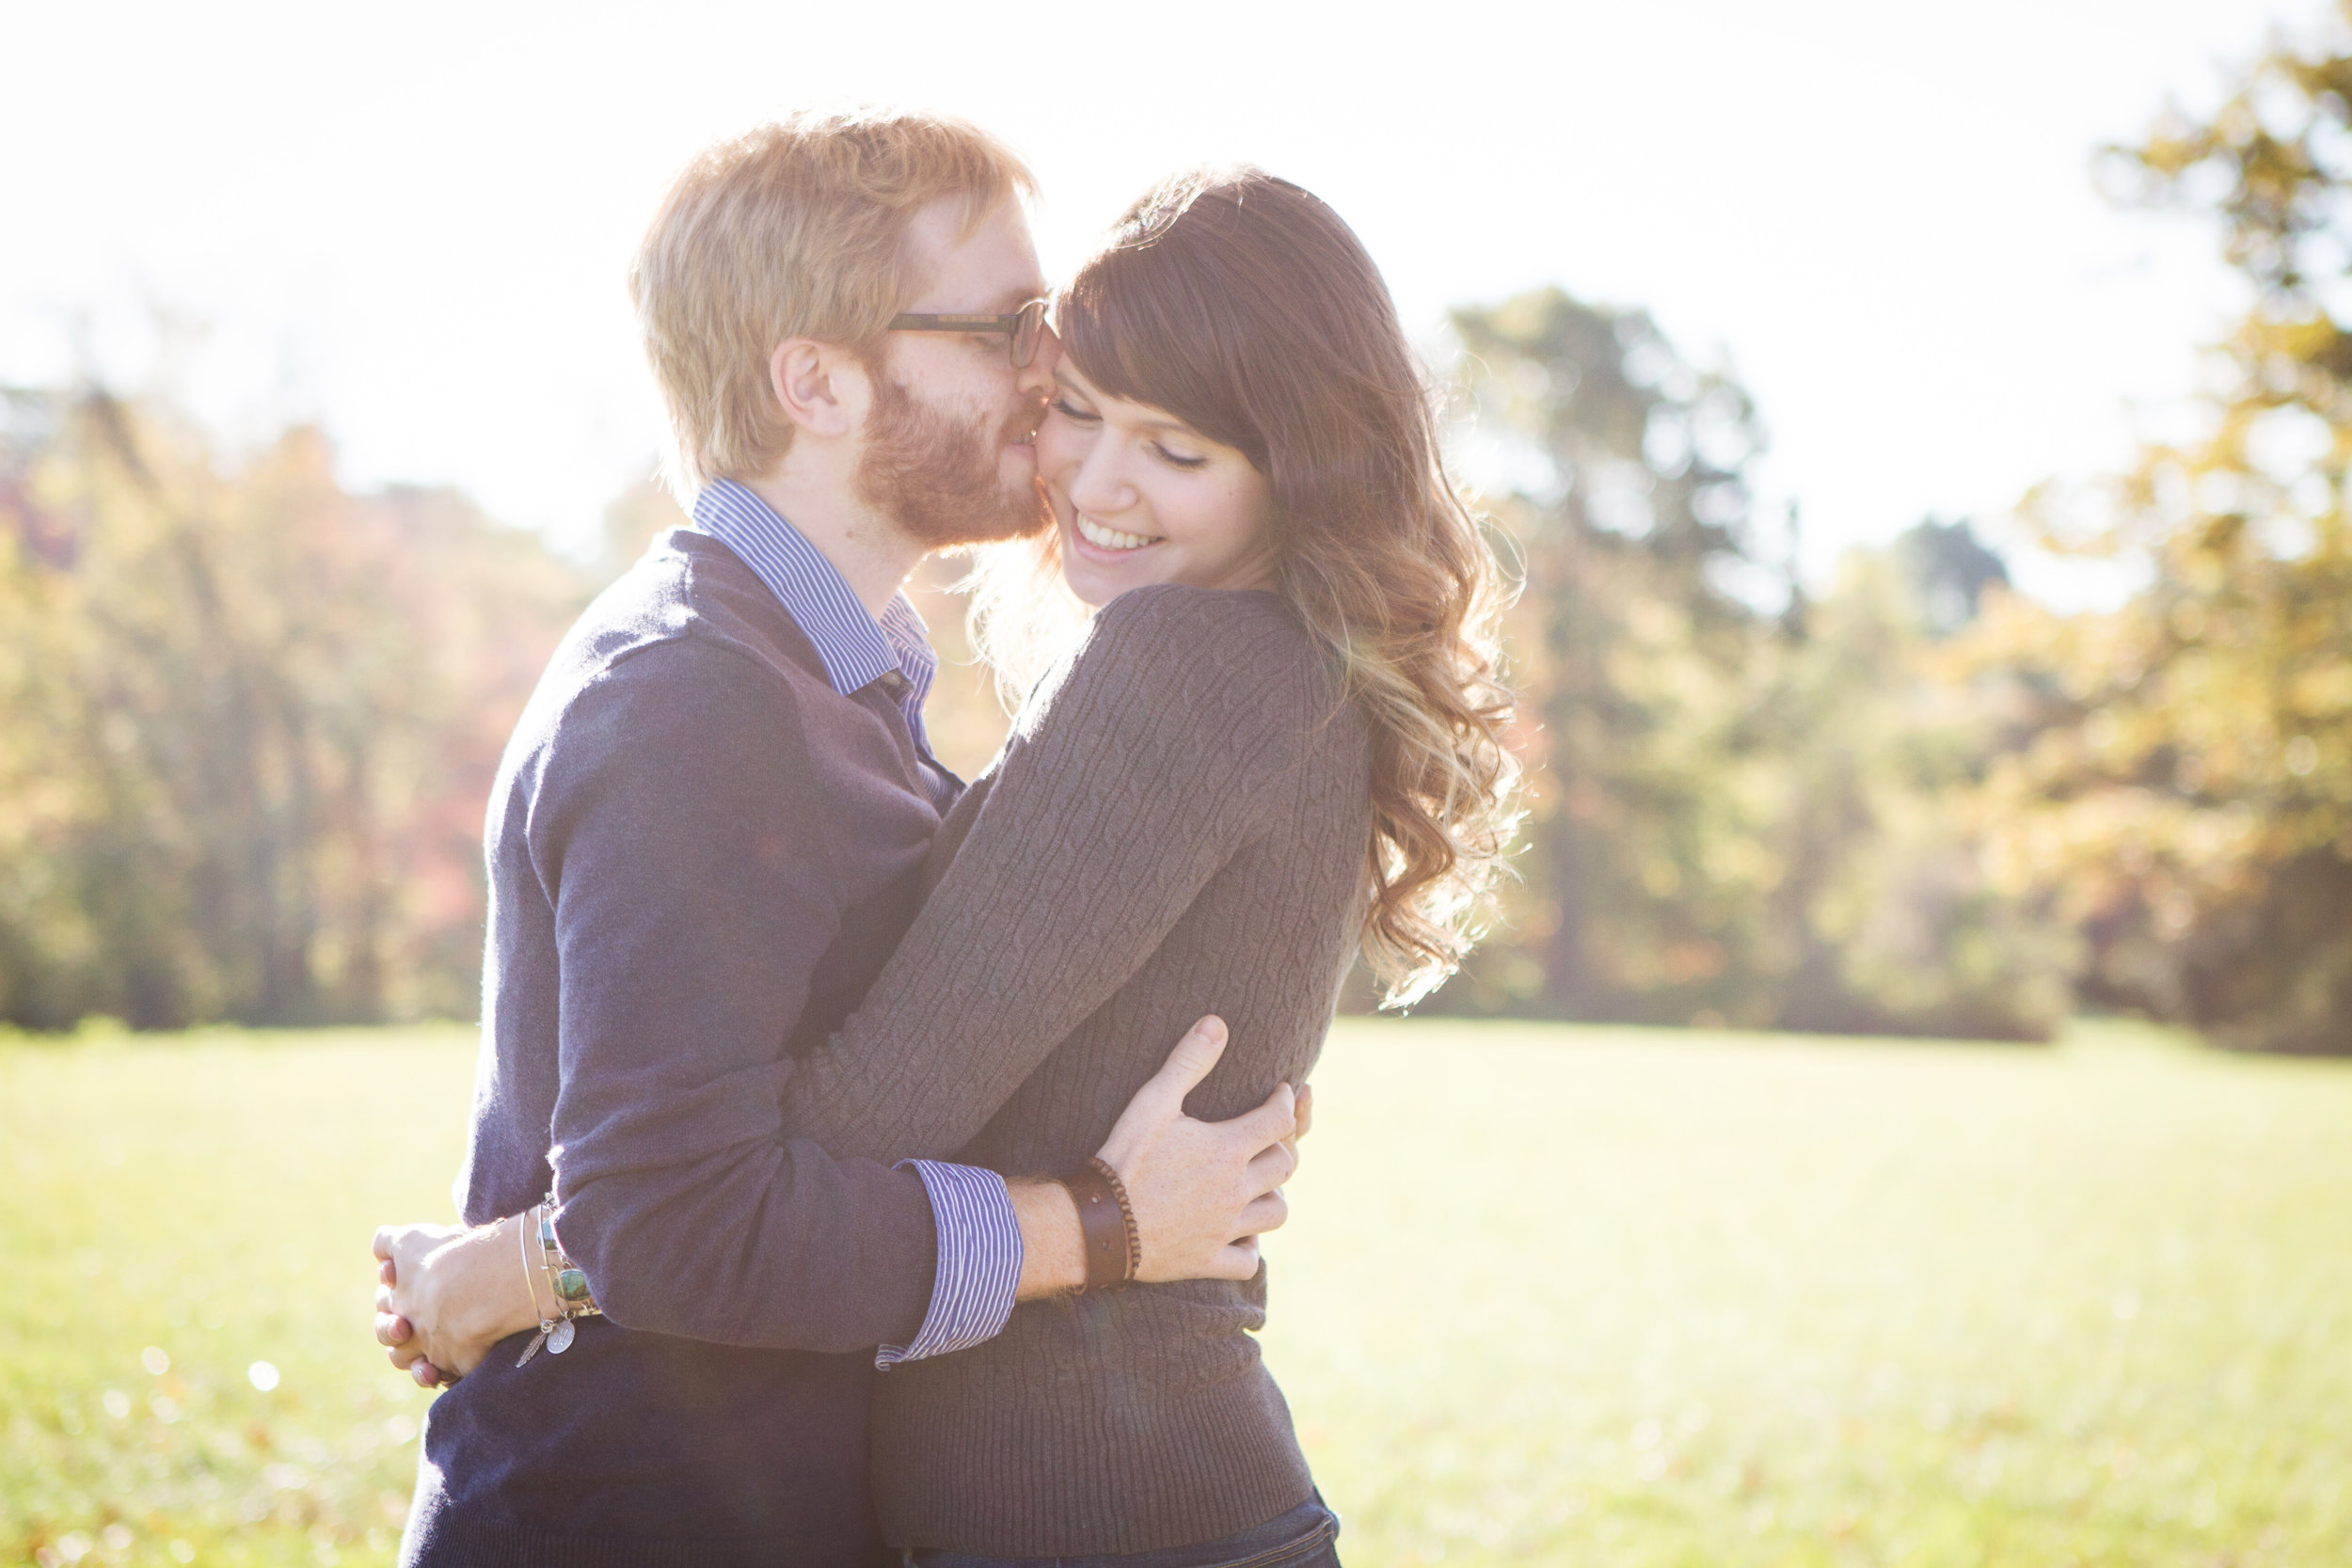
778,581,1375,1555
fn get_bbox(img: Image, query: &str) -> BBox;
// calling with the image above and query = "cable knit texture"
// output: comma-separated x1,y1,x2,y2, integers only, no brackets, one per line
777,582,1375,1555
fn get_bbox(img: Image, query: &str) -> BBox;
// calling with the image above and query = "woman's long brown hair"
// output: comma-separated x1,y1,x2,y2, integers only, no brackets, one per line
970,166,1522,1006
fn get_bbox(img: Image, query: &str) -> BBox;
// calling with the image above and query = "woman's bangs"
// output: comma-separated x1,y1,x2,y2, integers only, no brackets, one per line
1058,245,1266,468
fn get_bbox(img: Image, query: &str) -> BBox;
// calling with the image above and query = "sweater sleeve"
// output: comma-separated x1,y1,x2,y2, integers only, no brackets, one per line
533,635,939,1353
775,586,1326,1164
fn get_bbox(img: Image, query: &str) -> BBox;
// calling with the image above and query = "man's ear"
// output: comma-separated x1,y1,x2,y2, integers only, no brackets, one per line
768,339,867,439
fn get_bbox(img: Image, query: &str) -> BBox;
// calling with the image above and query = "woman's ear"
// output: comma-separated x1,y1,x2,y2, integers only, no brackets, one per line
768,339,866,439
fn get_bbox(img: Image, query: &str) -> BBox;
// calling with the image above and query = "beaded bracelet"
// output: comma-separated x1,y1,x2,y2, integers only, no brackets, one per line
535,1201,600,1320
512,1196,601,1367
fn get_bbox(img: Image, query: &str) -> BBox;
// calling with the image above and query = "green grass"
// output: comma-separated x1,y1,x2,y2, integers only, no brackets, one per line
5,1021,2348,1566
2,1025,468,1568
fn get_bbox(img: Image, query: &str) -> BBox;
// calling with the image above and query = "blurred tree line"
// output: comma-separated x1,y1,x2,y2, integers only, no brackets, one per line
2,23,2344,1050
1434,292,2074,1040
1424,13,2352,1052
0,391,586,1028
1961,19,2352,1053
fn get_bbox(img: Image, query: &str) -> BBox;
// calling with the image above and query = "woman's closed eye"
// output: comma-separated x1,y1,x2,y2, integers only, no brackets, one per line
1047,390,1206,467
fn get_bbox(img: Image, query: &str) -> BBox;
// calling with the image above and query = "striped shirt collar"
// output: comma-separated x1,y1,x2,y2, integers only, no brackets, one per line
688,479,938,724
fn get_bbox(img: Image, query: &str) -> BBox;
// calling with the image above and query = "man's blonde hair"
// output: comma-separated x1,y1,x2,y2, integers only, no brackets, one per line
630,107,1037,494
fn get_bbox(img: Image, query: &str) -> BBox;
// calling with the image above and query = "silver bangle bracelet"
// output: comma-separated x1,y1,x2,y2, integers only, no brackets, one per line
513,1201,575,1367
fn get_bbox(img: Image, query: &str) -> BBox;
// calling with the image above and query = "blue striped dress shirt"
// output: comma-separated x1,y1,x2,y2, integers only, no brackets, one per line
689,479,1021,1369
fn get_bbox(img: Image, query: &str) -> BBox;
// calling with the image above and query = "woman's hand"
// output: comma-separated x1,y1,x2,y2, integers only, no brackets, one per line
1093,1015,1301,1284
372,1218,541,1384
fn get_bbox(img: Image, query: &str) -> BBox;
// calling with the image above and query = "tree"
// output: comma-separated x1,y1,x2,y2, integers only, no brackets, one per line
1964,14,2352,1053
0,388,588,1029
1443,288,1772,1021
1894,517,2010,640
1443,290,2067,1037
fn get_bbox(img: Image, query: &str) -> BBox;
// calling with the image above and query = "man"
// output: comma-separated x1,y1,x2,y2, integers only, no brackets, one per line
375,110,1299,1565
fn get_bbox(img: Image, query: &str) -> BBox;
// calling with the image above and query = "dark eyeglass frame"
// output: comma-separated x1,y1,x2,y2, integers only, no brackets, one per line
886,297,1051,368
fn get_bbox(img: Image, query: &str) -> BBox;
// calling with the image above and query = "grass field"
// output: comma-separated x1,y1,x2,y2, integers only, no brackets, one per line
3,1020,2347,1567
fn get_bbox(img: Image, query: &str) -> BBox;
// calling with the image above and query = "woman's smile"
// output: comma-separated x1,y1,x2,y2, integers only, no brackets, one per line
1073,513,1163,553
1039,360,1279,603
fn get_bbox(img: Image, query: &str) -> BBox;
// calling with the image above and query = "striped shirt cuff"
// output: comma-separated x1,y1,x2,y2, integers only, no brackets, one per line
877,1160,1022,1369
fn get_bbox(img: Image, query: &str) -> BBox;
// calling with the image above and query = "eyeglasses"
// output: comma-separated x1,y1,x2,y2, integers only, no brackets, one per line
886,298,1051,369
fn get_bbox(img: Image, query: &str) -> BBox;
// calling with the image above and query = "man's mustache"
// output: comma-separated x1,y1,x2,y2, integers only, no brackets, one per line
1002,393,1049,446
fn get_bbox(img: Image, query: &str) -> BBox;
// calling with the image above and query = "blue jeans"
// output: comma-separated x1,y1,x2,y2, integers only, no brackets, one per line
899,1494,1342,1568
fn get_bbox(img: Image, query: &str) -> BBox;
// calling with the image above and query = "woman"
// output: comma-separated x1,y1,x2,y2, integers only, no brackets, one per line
389,166,1518,1565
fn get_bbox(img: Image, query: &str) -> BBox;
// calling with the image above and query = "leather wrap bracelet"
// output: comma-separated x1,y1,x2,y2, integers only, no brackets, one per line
1061,1156,1141,1291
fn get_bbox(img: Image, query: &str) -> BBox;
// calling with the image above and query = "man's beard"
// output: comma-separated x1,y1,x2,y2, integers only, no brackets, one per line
854,373,1053,550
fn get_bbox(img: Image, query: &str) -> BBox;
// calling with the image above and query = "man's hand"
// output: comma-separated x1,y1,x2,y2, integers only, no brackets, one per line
372,1219,538,1385
1008,1016,1303,1299
1101,1014,1298,1283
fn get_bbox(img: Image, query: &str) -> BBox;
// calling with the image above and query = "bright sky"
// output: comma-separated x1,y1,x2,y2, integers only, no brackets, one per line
2,0,2321,601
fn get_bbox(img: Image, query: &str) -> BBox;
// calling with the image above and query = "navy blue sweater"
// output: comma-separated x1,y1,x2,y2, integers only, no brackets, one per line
403,532,954,1568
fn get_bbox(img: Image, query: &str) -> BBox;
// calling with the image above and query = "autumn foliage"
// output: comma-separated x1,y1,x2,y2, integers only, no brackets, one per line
4,20,2348,1050
0,394,587,1028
